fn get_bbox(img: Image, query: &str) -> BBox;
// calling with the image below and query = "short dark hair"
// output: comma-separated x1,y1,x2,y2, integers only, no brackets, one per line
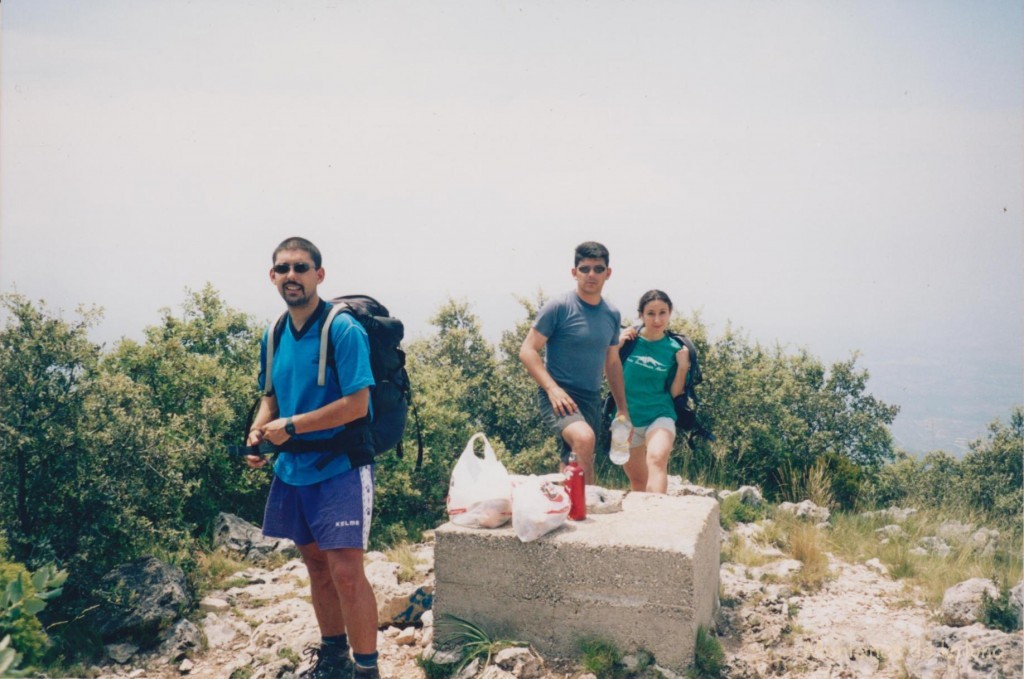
638,289,673,315
574,241,609,267
273,237,322,269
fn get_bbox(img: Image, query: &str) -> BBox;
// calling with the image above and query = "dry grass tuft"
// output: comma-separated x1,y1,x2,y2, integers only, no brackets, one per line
787,522,831,591
384,542,426,583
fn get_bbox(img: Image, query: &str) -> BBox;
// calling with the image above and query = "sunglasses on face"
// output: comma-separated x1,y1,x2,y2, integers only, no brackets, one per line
577,265,607,274
273,262,313,274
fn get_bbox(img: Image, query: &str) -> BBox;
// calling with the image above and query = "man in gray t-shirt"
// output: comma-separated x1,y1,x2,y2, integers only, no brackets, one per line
519,241,630,483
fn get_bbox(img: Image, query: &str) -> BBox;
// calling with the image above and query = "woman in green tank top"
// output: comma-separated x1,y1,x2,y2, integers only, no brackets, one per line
619,290,691,493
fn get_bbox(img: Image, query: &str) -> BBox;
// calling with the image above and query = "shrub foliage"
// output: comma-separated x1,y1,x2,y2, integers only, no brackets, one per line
2,287,1017,666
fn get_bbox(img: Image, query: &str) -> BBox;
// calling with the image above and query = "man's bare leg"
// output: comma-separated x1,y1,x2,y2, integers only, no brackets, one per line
561,420,597,484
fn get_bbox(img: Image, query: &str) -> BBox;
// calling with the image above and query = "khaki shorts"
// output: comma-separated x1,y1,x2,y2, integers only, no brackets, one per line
630,416,677,446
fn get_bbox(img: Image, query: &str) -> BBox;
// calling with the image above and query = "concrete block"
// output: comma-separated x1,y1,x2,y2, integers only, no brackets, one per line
434,492,719,672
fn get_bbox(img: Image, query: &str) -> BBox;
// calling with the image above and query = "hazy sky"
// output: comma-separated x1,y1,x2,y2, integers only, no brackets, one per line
2,1,1021,454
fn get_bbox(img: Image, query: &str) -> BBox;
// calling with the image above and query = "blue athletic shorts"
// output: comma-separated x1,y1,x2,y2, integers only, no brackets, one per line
262,465,375,550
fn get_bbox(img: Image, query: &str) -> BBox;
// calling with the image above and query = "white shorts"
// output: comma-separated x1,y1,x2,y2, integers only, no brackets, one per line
630,417,676,446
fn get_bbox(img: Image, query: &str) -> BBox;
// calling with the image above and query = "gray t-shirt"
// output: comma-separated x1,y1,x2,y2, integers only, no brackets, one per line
533,291,621,394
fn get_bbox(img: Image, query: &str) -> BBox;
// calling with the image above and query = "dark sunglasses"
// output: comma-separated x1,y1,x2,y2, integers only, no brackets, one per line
273,262,313,274
577,265,607,274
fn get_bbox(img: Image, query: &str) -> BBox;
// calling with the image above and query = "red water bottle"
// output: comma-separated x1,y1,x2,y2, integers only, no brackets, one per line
565,452,586,521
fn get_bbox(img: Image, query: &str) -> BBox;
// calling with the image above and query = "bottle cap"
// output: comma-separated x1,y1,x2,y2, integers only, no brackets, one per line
568,452,578,463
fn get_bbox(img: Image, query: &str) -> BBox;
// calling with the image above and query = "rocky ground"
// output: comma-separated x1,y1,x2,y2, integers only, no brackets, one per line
85,504,1022,679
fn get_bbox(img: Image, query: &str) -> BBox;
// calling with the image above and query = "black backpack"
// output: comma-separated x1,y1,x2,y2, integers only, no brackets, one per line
604,328,715,444
232,295,423,469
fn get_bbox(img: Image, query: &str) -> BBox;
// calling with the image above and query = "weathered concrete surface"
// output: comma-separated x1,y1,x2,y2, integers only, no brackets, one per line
434,492,720,672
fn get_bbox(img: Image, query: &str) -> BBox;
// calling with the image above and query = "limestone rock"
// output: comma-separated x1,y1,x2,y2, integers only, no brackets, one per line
94,556,191,642
202,612,252,648
494,647,543,678
1010,581,1024,625
365,558,434,625
213,512,298,563
967,527,999,556
666,478,717,499
105,642,139,664
730,521,765,541
178,658,194,674
718,485,763,506
395,626,417,645
199,596,230,613
936,519,975,544
157,618,205,661
776,500,830,523
652,664,684,679
456,657,481,679
865,558,888,576
940,578,999,626
905,624,1023,679
875,524,907,540
752,559,802,580
478,665,516,679
420,609,434,628
916,536,952,558
860,506,917,523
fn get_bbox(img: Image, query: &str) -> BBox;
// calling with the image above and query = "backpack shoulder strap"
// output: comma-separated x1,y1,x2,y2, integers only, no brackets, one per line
618,324,643,362
264,313,288,396
318,302,351,387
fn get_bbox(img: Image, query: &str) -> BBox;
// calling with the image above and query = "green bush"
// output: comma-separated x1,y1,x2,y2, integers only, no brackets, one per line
689,625,724,678
863,409,1023,534
982,585,1022,633
719,494,764,530
578,637,621,679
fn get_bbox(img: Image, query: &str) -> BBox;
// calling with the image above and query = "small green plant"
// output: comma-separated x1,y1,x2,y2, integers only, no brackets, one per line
688,625,724,678
578,637,621,678
981,586,1022,633
720,533,771,567
228,667,254,679
434,614,521,675
416,653,458,679
194,551,249,594
277,646,300,667
719,494,764,530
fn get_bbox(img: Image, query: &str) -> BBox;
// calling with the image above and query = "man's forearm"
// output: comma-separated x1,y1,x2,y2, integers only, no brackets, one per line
606,358,629,418
286,388,370,435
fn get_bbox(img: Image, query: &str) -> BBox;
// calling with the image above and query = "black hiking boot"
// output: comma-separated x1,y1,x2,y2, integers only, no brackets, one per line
299,643,354,678
353,664,381,679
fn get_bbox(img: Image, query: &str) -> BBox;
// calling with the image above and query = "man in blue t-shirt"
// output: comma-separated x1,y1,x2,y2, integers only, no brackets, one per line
246,237,380,679
519,241,630,484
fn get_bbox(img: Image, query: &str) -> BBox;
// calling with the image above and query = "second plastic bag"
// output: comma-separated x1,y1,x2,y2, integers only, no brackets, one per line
446,433,512,528
511,475,571,542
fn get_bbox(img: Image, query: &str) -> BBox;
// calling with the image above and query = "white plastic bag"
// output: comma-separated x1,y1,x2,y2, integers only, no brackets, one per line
446,433,512,528
511,475,571,542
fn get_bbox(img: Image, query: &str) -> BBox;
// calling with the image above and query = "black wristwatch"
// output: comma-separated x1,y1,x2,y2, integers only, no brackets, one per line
284,416,296,436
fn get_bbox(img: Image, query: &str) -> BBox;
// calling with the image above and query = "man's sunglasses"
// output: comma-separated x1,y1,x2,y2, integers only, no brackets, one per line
273,263,314,274
577,265,607,274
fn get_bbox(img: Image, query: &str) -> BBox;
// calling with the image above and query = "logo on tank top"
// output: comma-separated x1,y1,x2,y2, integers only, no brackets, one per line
633,355,667,371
